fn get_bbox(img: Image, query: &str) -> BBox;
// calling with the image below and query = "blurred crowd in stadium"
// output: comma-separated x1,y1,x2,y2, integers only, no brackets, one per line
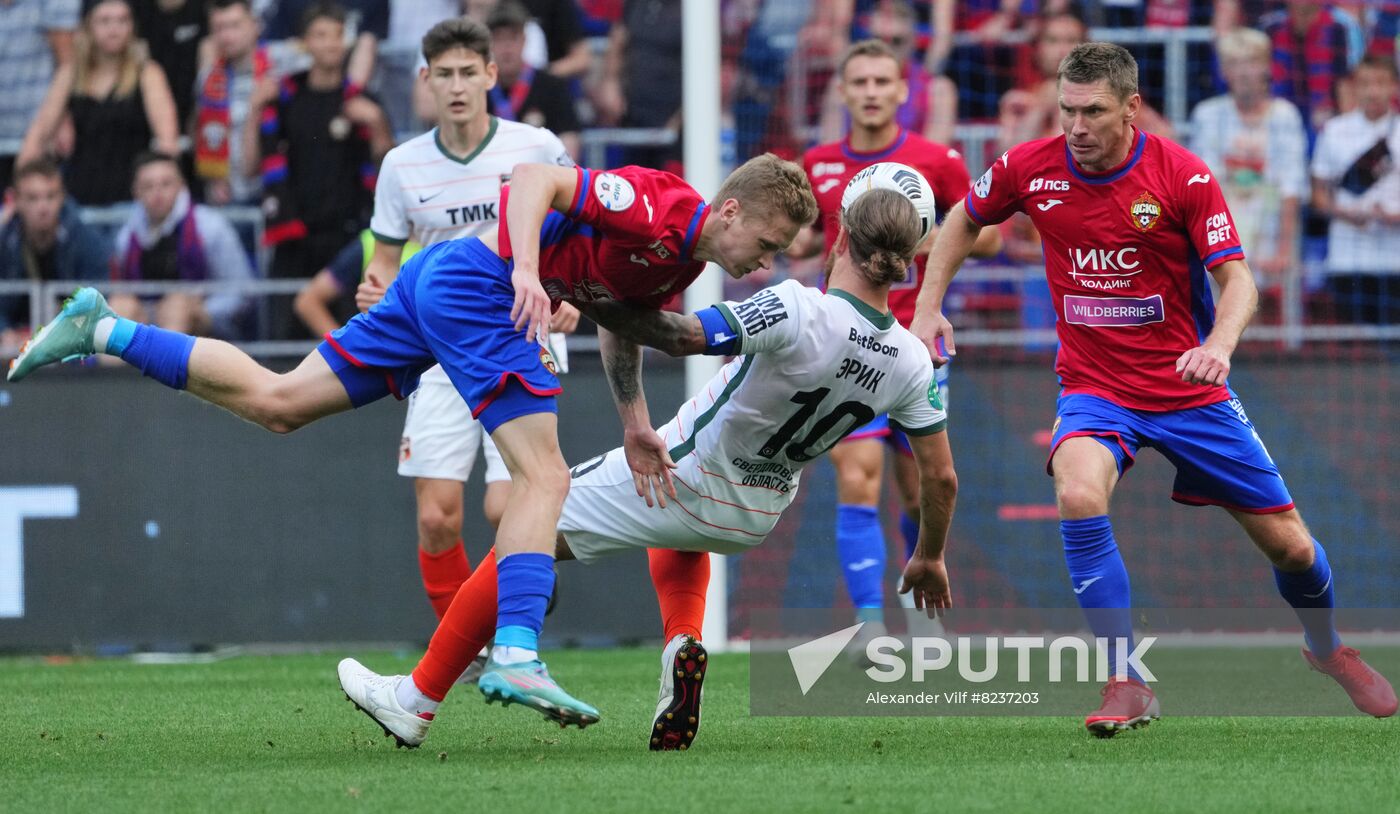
0,0,1397,356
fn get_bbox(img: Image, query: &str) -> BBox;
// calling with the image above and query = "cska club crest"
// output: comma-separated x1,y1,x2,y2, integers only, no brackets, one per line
1130,191,1162,232
539,345,560,375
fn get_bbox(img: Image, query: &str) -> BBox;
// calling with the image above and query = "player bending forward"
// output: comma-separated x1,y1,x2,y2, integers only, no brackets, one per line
337,186,959,751
911,42,1396,736
8,154,815,728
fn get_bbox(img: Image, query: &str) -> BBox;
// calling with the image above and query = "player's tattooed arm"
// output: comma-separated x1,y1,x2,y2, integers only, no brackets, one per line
599,326,645,407
575,301,706,357
597,324,678,508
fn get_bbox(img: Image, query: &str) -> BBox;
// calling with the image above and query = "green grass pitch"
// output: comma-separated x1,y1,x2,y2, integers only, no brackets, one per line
2,648,1397,813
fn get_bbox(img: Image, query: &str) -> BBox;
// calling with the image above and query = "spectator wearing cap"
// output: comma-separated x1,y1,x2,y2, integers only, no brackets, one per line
487,1,581,160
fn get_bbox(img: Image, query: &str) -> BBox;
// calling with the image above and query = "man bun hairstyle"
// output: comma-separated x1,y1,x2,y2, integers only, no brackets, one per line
422,16,493,67
841,187,921,286
714,153,818,228
1058,41,1139,102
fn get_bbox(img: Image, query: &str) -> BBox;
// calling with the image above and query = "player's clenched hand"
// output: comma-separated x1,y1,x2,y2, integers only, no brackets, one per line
356,273,386,312
623,426,678,509
1175,343,1231,386
910,310,955,367
899,556,952,618
552,301,581,334
510,266,551,344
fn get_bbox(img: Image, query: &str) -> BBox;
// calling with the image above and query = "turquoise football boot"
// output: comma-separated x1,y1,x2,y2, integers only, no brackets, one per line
478,657,601,728
7,287,114,382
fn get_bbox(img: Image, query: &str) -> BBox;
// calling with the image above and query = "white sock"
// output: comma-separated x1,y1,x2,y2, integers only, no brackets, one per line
394,675,439,716
92,316,117,354
493,645,538,665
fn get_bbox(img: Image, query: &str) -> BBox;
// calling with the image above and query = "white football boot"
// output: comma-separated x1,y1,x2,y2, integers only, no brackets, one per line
337,658,432,748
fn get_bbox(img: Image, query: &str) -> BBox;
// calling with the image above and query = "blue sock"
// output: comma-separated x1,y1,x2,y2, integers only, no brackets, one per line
117,323,196,390
836,504,885,618
1273,539,1340,658
899,511,919,561
104,317,138,356
494,552,556,652
1061,516,1141,682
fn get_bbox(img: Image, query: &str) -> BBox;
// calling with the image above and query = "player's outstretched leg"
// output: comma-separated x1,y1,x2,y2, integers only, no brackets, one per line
477,412,598,727
9,287,353,432
647,548,709,750
1236,510,1397,717
8,287,114,381
337,658,434,748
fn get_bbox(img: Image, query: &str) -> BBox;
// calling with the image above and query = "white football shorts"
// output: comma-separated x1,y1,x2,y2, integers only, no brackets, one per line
397,366,508,483
559,447,763,563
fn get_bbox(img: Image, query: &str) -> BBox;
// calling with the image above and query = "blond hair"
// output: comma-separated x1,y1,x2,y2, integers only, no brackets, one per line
73,0,146,100
1215,27,1271,64
714,153,818,228
841,188,921,286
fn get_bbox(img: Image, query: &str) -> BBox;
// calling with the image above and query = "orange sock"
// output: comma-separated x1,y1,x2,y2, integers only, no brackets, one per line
412,548,497,701
418,543,473,620
648,548,709,641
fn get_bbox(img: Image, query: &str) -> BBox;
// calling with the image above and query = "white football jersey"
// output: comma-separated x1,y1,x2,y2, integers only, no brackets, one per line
657,279,947,545
372,117,571,387
369,117,572,248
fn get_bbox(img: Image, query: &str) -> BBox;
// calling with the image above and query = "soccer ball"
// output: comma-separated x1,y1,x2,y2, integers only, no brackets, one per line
840,162,936,246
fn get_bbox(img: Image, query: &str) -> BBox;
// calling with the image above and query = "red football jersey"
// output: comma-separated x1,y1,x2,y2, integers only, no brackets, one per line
965,128,1245,411
498,165,711,309
803,129,972,324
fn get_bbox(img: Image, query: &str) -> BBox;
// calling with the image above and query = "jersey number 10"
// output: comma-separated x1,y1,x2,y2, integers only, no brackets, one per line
759,388,875,462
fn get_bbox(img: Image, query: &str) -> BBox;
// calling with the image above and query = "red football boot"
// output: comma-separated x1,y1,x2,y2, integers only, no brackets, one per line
1302,646,1398,718
1085,676,1160,738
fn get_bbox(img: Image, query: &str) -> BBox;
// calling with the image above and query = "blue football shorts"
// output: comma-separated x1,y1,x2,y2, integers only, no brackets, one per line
1047,392,1295,514
315,237,561,434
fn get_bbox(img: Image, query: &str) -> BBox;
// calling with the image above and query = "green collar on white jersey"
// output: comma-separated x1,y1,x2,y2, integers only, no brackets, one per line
830,288,895,330
434,117,500,165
